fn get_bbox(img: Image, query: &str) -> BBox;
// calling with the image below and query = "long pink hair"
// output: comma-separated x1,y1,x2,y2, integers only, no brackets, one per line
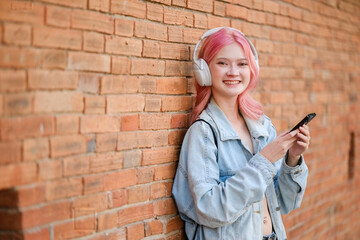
190,28,263,123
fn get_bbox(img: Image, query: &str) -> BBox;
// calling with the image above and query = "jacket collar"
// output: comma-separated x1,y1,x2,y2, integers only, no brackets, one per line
203,98,269,141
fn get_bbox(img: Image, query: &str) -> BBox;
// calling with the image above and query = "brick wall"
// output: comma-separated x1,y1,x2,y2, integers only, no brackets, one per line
0,0,359,239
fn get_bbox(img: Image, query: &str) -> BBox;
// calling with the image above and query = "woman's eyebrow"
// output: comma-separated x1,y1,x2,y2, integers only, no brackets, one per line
215,57,248,61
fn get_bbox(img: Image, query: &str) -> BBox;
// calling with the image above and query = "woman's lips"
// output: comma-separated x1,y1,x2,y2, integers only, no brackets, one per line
223,80,241,85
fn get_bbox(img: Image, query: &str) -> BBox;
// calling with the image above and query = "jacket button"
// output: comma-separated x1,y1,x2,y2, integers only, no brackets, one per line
276,206,281,211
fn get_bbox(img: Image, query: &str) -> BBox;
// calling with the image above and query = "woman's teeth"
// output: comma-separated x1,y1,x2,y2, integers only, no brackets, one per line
224,80,240,84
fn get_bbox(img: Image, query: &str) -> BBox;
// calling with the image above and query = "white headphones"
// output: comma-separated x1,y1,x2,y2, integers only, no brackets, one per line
192,27,259,86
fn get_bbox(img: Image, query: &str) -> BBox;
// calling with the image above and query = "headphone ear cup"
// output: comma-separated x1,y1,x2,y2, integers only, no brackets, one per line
193,58,212,86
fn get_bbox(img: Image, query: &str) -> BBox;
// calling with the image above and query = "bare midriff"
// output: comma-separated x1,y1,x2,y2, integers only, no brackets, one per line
262,197,273,236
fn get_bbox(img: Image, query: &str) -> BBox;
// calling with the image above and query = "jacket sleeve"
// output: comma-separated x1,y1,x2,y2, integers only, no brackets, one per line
172,121,277,228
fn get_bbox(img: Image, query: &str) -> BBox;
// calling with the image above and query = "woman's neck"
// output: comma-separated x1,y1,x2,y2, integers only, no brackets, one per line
212,96,241,123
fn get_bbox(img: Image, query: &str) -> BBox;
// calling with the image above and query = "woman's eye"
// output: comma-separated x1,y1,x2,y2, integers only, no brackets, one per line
239,62,248,66
217,61,227,65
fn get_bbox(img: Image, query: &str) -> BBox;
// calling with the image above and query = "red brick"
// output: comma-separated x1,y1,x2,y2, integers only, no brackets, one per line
39,160,62,180
208,15,230,29
165,216,183,234
145,96,162,112
72,9,113,34
139,114,171,130
114,18,134,37
107,95,145,113
169,129,186,145
28,69,78,90
81,115,120,133
33,26,82,50
154,163,177,181
118,203,154,226
105,35,142,56
46,5,71,28
145,220,164,236
50,134,90,158
83,174,104,194
84,95,106,114
111,0,146,18
168,26,184,42
142,147,179,166
187,0,213,12
128,185,150,204
103,169,137,190
153,198,177,216
137,167,155,184
56,115,79,135
150,182,172,200
3,93,33,116
131,58,165,75
117,131,168,150
172,0,186,7
45,178,83,201
40,49,67,69
214,1,226,16
161,96,193,112
63,155,90,177
23,138,49,162
0,70,26,92
123,150,142,168
41,0,87,8
79,73,101,94
53,217,96,240
0,210,22,230
165,60,192,76
1,116,55,141
147,3,163,22
127,223,145,240
22,200,71,229
98,211,118,231
111,189,128,208
89,152,123,173
73,193,107,215
135,20,167,41
160,43,190,60
157,77,188,94
34,91,83,113
15,184,46,207
69,52,111,73
0,141,22,164
148,0,171,5
4,22,31,46
83,31,104,53
232,0,252,7
143,40,160,58
121,114,139,131
89,0,110,12
171,114,189,128
0,1,44,24
95,132,117,152
140,76,157,93
112,56,131,74
0,46,41,68
165,8,193,26
226,4,247,20
101,75,139,94
23,227,50,240
0,162,37,189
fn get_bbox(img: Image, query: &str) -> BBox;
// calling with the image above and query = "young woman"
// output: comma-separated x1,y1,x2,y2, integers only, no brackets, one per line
172,27,310,240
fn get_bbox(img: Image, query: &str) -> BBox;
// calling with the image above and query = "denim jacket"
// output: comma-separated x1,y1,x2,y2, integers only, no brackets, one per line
172,99,308,240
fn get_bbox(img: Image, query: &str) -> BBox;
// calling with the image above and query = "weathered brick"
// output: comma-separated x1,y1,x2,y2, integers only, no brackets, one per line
50,134,90,158
0,1,44,24
41,0,87,8
0,46,41,68
53,217,96,239
46,5,71,28
95,133,117,152
4,22,31,46
83,31,104,53
79,73,101,94
187,0,213,12
29,69,78,90
147,2,163,22
33,26,82,50
0,141,22,164
45,178,83,201
154,163,177,181
111,56,131,74
84,95,106,114
127,223,145,240
39,160,62,181
1,116,55,141
171,113,189,129
131,58,165,75
56,115,79,135
135,21,167,41
40,49,67,69
161,96,193,112
81,115,120,133
139,114,171,130
90,152,123,173
156,77,188,94
128,185,149,204
101,75,139,94
150,182,172,200
68,52,111,73
34,91,83,113
123,150,142,168
107,95,145,113
23,138,49,162
110,189,127,208
72,9,113,34
145,96,162,112
105,35,142,56
118,203,154,226
145,219,163,236
111,0,146,18
121,114,139,131
214,1,226,16
83,174,104,194
0,70,26,93
0,162,37,189
3,93,33,116
142,147,179,166
98,211,117,231
104,169,137,190
143,40,160,58
164,8,193,26
153,198,177,215
63,155,90,177
89,0,110,12
137,167,155,184
139,76,157,93
208,15,230,28
115,18,134,37
160,43,190,60
225,3,248,20
117,131,168,150
165,216,183,234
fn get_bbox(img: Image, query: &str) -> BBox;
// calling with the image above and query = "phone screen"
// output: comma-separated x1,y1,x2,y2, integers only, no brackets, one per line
289,113,316,132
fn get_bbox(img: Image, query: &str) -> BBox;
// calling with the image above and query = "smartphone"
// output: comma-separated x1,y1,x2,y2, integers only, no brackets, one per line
289,113,316,132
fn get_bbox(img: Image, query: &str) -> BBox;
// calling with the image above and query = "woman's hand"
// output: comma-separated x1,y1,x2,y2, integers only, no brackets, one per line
260,130,299,164
287,125,311,166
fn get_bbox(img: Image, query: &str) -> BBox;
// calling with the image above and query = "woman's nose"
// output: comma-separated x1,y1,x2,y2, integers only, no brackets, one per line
227,65,239,76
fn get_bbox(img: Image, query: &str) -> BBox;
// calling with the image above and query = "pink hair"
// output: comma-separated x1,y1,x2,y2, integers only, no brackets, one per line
190,28,263,123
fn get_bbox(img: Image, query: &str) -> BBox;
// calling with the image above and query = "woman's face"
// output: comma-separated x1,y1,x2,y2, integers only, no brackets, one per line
208,42,251,102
